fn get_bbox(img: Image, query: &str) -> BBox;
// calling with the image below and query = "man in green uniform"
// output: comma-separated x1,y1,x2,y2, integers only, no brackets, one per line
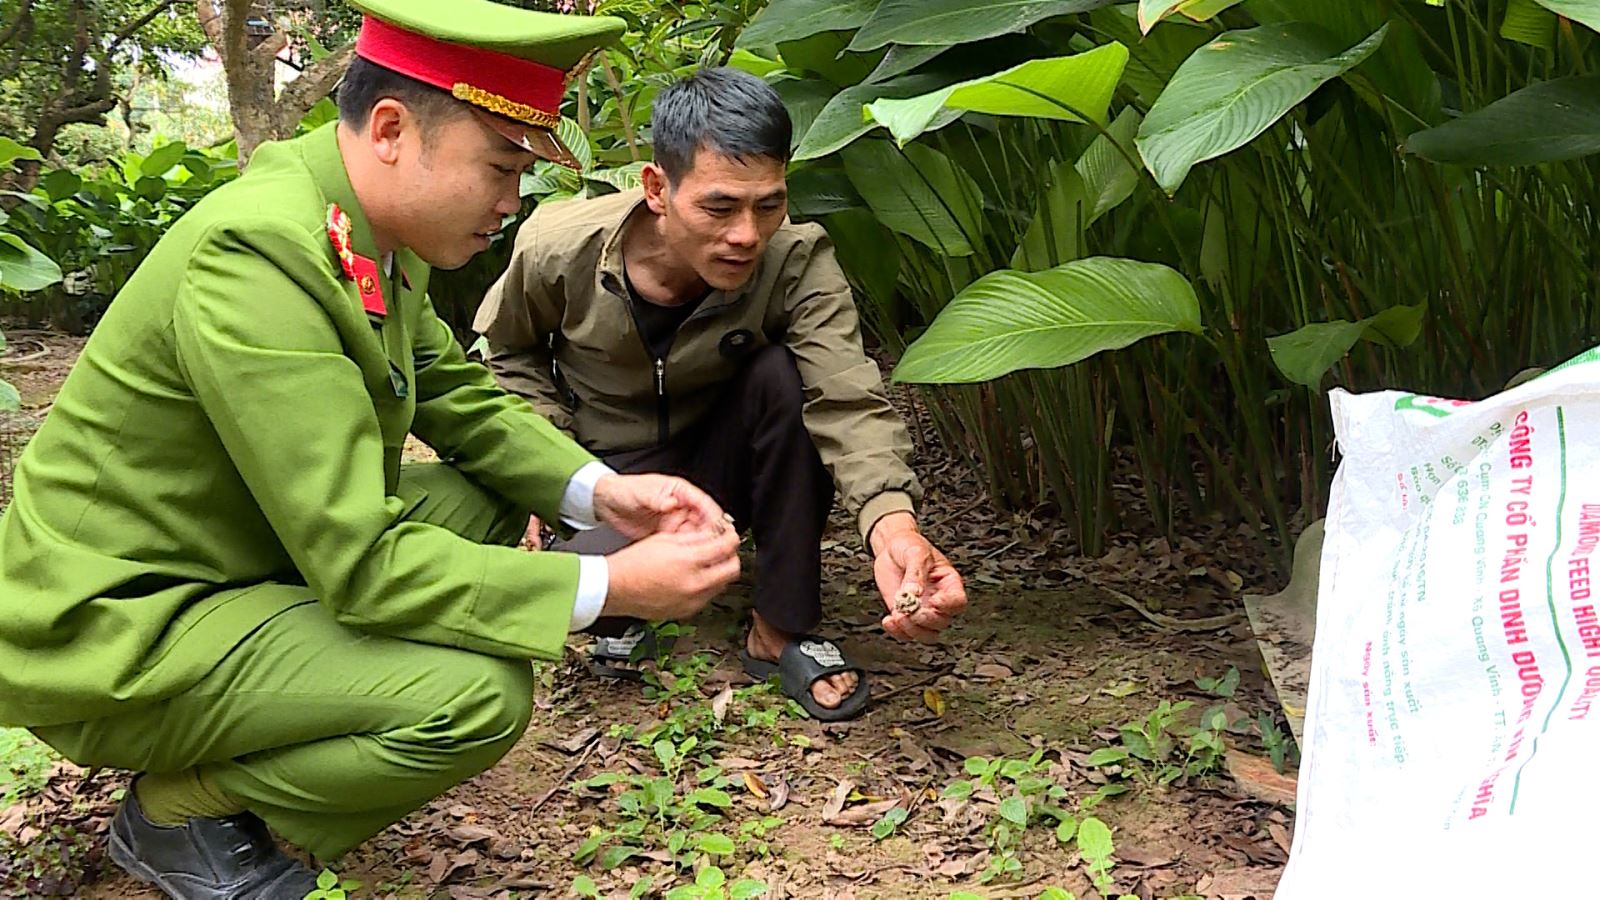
0,3,742,896
474,68,968,721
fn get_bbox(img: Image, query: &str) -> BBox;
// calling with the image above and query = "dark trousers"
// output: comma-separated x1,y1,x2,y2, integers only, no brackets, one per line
553,345,833,637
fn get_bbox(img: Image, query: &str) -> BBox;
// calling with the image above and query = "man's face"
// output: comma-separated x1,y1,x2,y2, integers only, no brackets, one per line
651,147,788,292
390,112,534,270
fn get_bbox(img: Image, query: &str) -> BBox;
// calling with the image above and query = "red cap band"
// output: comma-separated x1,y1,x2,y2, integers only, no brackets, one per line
354,15,565,123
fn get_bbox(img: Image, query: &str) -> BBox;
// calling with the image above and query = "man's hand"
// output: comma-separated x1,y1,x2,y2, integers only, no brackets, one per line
871,511,967,642
604,526,742,621
593,473,728,539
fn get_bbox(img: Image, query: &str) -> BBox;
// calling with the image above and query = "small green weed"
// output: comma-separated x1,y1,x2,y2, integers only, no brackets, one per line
1086,700,1228,787
302,869,361,899
1,727,58,808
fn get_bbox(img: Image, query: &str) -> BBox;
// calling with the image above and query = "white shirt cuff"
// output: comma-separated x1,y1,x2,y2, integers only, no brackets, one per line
558,460,614,531
569,555,608,632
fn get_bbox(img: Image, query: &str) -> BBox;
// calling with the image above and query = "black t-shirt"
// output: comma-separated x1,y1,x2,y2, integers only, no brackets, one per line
625,267,704,360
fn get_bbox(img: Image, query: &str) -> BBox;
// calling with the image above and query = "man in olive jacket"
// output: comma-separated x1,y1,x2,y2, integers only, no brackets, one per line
474,68,968,720
0,4,741,897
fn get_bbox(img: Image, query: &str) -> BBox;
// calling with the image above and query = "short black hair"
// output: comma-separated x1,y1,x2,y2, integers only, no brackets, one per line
336,57,465,131
651,67,792,182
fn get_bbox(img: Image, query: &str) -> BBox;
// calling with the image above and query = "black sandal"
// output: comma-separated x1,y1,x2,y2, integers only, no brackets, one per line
589,623,675,681
741,635,870,721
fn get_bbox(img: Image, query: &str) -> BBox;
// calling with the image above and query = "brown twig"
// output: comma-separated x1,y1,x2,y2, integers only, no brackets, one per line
527,736,600,815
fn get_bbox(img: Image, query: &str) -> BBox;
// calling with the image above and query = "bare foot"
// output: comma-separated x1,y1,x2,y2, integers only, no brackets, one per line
746,610,859,709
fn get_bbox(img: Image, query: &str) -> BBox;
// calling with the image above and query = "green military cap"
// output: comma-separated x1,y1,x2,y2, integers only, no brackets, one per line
348,0,626,169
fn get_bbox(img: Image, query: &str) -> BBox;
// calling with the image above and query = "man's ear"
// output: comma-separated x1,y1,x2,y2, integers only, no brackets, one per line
367,98,410,167
641,162,670,215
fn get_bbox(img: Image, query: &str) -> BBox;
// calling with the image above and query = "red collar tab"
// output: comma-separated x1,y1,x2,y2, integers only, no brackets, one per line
326,203,386,319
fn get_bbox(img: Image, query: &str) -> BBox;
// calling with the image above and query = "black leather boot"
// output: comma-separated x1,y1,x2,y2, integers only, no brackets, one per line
108,789,319,899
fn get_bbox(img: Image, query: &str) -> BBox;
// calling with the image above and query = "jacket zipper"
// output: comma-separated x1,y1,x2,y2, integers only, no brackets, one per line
654,357,668,446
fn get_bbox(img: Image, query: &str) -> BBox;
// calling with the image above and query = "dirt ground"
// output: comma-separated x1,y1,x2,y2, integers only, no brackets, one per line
2,330,1297,899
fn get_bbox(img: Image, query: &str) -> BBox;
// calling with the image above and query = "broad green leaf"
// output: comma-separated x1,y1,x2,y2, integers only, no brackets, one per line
654,739,676,770
868,44,951,83
694,833,736,855
584,162,646,192
788,165,860,219
574,830,608,861
630,875,655,899
728,48,784,79
688,787,735,808
557,117,593,172
1403,76,1600,166
864,45,1129,145
1503,0,1557,47
1054,817,1079,844
999,795,1029,826
40,169,81,202
0,138,42,170
823,209,899,317
963,757,991,776
600,845,642,870
730,880,769,900
850,0,1117,51
771,76,837,153
1136,23,1388,194
1266,304,1424,388
572,875,602,898
1085,747,1130,766
134,176,167,201
794,73,953,160
1037,889,1076,900
1246,0,1440,125
1090,7,1214,106
1533,0,1600,31
736,0,878,48
1076,107,1142,223
941,779,976,800
1076,816,1115,861
316,870,338,891
141,142,187,178
0,233,64,293
842,141,983,256
1139,0,1187,32
893,257,1203,384
697,866,727,888
1180,0,1244,19
1012,161,1087,272
0,379,18,413
871,806,909,839
950,893,988,900
778,31,882,88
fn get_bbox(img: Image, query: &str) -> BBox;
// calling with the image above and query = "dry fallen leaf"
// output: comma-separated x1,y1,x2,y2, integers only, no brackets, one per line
427,848,480,884
743,771,769,799
827,798,901,827
543,726,599,755
711,685,735,726
821,779,855,822
446,823,498,846
768,775,790,811
973,663,1013,679
923,687,946,717
1267,821,1291,855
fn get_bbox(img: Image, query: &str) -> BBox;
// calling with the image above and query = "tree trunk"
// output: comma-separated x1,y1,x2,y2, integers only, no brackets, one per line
197,0,353,167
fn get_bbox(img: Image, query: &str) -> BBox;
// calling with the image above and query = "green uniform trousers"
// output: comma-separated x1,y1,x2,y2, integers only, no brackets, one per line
31,464,537,861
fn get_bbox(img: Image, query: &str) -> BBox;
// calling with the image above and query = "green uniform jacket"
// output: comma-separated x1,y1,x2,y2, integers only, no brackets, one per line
0,124,595,728
473,190,921,545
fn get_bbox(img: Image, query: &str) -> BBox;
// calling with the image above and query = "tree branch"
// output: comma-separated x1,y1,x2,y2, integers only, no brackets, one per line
108,0,181,56
0,0,36,48
195,0,226,52
274,41,354,123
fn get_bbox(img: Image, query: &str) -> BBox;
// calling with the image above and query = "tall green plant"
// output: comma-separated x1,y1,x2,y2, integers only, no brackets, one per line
761,0,1600,562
